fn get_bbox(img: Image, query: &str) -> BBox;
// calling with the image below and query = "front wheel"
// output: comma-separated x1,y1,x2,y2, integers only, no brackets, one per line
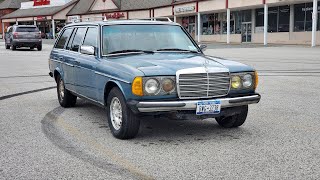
57,75,77,108
216,106,248,128
37,45,42,51
106,87,140,139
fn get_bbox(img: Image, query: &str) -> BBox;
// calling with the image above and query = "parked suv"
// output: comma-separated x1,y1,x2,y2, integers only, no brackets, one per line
5,25,42,51
49,20,261,139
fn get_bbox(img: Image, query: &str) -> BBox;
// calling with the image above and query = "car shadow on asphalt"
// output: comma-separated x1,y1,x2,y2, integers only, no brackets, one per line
73,99,253,142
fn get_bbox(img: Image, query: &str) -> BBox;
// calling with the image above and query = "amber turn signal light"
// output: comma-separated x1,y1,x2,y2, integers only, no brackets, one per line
254,71,259,90
132,77,143,96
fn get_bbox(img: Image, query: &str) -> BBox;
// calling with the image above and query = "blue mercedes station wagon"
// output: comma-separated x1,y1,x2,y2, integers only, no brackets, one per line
49,20,261,139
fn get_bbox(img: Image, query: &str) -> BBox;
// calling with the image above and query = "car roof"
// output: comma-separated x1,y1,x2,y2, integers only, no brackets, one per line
13,25,37,27
65,20,180,28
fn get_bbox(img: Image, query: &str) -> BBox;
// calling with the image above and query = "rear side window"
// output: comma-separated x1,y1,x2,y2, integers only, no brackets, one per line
16,27,39,32
83,27,98,49
55,28,73,49
70,28,86,52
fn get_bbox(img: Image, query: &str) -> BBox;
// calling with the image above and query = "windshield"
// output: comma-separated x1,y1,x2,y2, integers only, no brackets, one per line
102,24,199,55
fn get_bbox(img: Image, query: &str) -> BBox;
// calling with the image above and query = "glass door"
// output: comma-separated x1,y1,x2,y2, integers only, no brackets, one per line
241,22,252,43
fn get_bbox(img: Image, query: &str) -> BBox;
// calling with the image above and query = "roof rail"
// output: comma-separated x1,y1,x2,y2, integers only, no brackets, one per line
135,17,173,22
69,16,107,23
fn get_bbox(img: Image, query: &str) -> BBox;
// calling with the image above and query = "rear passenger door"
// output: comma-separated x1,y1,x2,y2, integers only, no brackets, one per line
51,28,76,91
63,27,87,92
74,26,99,100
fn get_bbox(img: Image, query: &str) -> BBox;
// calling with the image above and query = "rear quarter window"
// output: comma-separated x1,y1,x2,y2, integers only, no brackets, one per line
55,28,73,49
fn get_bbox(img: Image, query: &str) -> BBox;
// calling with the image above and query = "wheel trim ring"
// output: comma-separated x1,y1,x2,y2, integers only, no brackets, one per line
59,79,65,100
110,97,123,130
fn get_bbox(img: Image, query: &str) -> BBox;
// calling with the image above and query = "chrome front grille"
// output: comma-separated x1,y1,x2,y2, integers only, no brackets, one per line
178,72,230,99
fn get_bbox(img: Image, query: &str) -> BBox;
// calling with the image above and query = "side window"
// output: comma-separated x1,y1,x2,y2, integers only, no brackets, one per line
82,27,98,49
66,28,77,51
55,28,72,49
70,27,86,52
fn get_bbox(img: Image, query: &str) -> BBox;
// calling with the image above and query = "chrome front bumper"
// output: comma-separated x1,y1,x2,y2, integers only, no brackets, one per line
135,94,261,113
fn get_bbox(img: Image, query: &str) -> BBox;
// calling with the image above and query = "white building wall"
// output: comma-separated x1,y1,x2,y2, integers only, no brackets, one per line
154,7,172,17
128,10,150,19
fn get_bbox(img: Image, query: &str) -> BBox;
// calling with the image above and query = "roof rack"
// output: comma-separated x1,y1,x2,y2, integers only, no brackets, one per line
135,17,173,22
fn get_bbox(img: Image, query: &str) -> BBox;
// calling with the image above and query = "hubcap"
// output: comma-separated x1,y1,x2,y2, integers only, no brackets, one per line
59,79,65,100
110,97,123,130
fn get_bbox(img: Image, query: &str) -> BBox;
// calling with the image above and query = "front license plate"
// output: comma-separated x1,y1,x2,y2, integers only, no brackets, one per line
196,100,221,115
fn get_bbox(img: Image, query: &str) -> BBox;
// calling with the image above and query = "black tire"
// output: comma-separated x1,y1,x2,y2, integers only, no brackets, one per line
216,106,248,128
30,47,34,50
56,75,77,108
106,87,140,139
11,45,16,51
37,45,42,51
5,44,10,49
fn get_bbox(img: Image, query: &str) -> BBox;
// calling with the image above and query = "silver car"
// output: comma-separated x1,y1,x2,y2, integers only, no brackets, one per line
5,25,42,51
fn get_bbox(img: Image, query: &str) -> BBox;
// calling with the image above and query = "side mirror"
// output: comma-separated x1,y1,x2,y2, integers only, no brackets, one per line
199,44,207,51
80,45,95,55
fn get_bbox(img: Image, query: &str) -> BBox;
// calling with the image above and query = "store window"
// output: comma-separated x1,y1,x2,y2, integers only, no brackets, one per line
201,13,221,35
256,6,290,33
201,11,250,35
294,2,320,32
278,6,290,32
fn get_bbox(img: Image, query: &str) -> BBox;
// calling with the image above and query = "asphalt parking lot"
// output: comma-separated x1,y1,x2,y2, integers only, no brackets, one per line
0,41,320,179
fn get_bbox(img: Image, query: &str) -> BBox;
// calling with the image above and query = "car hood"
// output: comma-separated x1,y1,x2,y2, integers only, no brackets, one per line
105,53,254,76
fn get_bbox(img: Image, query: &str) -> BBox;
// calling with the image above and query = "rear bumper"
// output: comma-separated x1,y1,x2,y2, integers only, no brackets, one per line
12,39,42,47
130,94,261,113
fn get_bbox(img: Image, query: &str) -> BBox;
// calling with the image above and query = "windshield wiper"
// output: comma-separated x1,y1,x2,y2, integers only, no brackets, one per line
156,48,199,53
107,49,154,56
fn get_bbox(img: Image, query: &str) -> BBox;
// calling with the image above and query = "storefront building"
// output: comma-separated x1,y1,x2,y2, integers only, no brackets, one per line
0,0,29,38
1,0,78,39
2,0,319,45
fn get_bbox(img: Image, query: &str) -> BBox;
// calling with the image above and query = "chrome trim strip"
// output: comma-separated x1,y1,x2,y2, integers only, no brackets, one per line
94,71,131,84
137,95,261,112
50,59,74,67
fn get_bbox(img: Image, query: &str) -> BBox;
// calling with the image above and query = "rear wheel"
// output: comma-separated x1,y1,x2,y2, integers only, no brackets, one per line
216,106,248,128
37,45,42,51
56,75,77,108
106,87,140,139
5,44,10,49
30,47,34,50
11,45,16,51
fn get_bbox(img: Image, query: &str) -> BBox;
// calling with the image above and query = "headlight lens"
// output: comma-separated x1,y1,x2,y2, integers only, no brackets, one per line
145,78,160,95
162,78,175,92
243,74,253,88
231,76,242,89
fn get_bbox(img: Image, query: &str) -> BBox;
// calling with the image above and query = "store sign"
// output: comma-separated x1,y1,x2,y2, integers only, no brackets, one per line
104,12,125,19
36,16,47,20
68,16,80,22
175,6,195,14
34,0,50,6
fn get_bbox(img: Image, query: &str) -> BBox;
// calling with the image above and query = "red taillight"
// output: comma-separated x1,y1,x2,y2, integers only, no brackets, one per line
37,32,41,38
13,32,19,38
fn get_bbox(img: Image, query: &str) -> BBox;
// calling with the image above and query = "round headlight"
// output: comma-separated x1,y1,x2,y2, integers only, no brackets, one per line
162,78,175,93
145,79,160,95
231,76,242,89
243,74,253,88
